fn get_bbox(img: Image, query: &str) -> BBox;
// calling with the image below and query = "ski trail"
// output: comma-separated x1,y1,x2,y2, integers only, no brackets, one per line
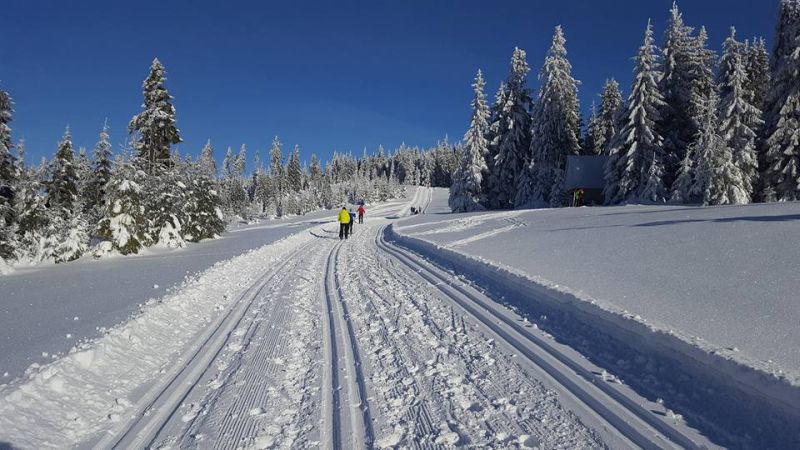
160,235,329,449
322,240,374,449
95,237,319,449
379,228,720,450
333,219,604,449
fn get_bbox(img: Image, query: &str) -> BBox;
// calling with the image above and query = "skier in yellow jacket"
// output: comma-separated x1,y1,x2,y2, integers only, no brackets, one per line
338,206,351,240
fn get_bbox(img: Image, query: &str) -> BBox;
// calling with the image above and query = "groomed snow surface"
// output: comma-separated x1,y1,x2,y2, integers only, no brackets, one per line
0,188,798,449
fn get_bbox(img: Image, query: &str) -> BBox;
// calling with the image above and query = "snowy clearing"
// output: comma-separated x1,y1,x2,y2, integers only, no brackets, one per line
0,188,797,449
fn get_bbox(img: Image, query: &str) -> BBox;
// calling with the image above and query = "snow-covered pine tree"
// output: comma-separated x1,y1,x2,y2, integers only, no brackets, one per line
487,48,532,209
688,26,717,128
128,58,182,174
718,28,763,203
482,82,509,207
286,146,303,193
198,139,217,180
761,0,800,200
45,127,79,219
83,120,114,223
694,91,747,205
525,26,581,208
96,160,149,255
268,137,285,216
450,69,490,212
180,161,225,242
0,88,18,263
658,2,698,189
604,21,666,204
670,149,695,203
745,37,770,115
599,79,624,155
584,103,604,155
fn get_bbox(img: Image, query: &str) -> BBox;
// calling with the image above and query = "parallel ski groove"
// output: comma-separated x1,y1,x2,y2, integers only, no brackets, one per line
378,229,713,450
322,241,374,449
97,238,316,450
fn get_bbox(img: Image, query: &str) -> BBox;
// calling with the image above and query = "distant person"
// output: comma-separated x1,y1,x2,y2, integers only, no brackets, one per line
357,205,365,224
348,208,356,236
338,206,351,240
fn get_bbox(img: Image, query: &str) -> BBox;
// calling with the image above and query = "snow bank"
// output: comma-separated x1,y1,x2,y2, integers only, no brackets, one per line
387,200,800,447
0,228,315,448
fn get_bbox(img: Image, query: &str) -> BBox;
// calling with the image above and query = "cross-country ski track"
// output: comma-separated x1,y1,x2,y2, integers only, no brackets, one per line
0,190,747,449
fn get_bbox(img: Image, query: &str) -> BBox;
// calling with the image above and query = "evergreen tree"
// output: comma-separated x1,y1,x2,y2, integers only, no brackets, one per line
269,137,285,216
483,82,509,205
96,161,148,255
309,154,322,182
604,21,666,204
670,149,696,203
599,79,624,155
584,103,604,155
83,121,113,222
487,48,532,209
450,69,490,212
198,139,217,180
287,146,303,193
526,26,581,208
45,127,79,218
0,88,18,262
128,58,182,174
658,2,697,189
745,37,770,114
718,28,763,202
688,26,717,130
762,0,800,200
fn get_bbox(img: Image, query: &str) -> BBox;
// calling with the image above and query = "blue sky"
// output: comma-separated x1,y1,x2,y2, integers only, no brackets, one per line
0,0,777,168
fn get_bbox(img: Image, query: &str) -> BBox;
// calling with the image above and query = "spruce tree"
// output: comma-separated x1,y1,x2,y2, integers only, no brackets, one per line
198,139,217,180
483,82,509,206
84,121,113,222
450,69,489,212
526,26,581,208
129,58,182,174
584,103,604,155
487,48,532,209
762,0,800,200
718,28,763,202
287,146,303,193
745,37,770,115
604,21,666,204
658,2,697,188
45,127,79,218
599,79,624,155
269,137,285,216
96,161,148,255
0,89,18,262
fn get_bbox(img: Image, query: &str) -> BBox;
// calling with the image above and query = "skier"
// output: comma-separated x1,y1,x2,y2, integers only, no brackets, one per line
357,205,365,224
338,206,351,239
348,208,356,236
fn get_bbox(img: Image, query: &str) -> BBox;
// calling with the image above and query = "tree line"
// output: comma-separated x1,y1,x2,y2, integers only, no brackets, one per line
450,1,800,211
0,61,460,271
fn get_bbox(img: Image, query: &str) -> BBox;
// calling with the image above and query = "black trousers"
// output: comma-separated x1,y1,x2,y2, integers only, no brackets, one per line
339,223,349,239
358,215,364,224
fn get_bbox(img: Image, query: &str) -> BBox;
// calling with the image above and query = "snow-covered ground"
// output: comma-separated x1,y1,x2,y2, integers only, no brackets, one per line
1,187,797,449
0,206,377,381
392,189,800,447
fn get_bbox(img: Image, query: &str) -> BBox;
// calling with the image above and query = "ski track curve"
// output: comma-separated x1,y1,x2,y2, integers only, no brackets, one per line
378,226,721,450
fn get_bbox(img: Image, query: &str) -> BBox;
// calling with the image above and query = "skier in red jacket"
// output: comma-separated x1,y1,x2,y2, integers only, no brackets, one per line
357,205,366,224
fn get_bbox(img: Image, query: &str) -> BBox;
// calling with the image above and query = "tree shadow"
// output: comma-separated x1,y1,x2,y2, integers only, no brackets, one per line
548,213,800,232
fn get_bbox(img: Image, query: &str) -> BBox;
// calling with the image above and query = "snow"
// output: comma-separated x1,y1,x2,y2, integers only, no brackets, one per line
1,187,798,448
0,208,341,381
395,200,800,380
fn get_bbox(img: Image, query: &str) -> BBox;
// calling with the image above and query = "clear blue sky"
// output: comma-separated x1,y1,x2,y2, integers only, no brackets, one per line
0,0,777,168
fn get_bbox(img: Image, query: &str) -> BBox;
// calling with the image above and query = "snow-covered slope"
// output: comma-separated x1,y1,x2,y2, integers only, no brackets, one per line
391,191,800,448
0,208,344,381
